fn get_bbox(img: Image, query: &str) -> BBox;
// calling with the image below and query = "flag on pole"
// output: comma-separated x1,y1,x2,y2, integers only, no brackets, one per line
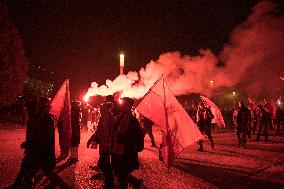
50,79,71,155
136,76,203,168
200,95,225,128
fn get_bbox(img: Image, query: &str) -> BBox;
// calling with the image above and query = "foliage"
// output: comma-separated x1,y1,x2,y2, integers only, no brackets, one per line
0,5,28,108
23,77,54,99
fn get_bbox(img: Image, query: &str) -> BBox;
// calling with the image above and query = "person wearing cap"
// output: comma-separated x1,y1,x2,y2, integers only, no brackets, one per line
111,97,144,189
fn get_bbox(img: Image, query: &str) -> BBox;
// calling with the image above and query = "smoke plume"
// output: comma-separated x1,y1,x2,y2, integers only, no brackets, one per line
87,1,284,100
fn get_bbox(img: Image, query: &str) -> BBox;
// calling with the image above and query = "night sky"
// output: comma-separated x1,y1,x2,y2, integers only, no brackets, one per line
2,0,283,99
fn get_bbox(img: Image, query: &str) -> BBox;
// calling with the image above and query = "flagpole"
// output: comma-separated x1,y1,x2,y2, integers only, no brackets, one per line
162,75,171,170
162,75,168,131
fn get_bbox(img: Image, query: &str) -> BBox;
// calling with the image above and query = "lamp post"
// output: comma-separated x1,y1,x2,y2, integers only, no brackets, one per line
232,91,236,106
210,80,214,87
120,52,124,75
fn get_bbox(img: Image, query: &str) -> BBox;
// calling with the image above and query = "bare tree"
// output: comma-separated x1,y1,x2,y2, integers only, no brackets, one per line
0,4,28,108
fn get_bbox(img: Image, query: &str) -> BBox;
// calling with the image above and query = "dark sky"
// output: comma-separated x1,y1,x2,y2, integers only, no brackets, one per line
2,0,282,98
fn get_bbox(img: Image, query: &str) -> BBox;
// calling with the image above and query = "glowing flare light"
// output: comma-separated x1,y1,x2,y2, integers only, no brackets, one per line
83,94,90,102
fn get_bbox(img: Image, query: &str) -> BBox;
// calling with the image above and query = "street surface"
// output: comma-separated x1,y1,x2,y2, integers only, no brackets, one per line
0,125,284,189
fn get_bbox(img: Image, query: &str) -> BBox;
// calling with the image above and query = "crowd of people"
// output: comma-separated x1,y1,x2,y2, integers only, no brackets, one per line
87,95,145,189
6,97,71,189
6,95,146,189
5,94,284,189
186,98,284,150
232,99,284,147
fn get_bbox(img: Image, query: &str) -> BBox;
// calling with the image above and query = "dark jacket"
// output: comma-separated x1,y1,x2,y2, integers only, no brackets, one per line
111,113,144,174
25,111,55,169
236,107,251,128
140,116,154,134
96,112,115,154
197,107,213,129
71,105,81,146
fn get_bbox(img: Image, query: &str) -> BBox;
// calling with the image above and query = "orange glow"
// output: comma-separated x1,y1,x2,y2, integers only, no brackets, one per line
118,98,123,104
120,52,124,67
83,94,90,102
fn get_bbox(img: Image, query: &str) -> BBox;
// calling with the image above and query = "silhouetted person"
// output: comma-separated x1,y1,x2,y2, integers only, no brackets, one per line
264,99,274,129
7,97,70,189
57,118,69,161
196,102,214,151
186,104,197,123
275,107,283,136
236,101,251,148
67,100,82,163
111,97,144,189
256,105,269,142
81,103,89,130
140,115,157,147
251,107,259,135
247,106,253,139
87,95,116,189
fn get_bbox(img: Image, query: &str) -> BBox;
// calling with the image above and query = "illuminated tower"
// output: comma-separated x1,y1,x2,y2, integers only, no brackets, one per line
120,52,124,75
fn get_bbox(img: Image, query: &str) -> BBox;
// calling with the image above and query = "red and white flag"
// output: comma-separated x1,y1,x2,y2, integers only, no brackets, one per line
50,79,71,155
136,76,203,168
200,95,225,128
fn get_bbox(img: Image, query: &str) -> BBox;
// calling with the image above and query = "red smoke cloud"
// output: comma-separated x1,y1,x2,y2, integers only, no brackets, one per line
87,1,284,99
220,1,284,98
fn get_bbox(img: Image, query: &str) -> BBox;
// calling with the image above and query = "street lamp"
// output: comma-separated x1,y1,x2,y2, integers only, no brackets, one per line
232,92,236,106
120,52,124,75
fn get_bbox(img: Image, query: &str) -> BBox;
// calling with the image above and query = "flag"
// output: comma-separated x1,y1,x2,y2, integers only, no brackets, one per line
136,76,203,168
50,79,71,155
280,76,284,81
200,95,225,128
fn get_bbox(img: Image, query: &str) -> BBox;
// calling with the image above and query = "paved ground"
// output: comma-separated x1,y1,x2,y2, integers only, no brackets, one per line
0,125,284,189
